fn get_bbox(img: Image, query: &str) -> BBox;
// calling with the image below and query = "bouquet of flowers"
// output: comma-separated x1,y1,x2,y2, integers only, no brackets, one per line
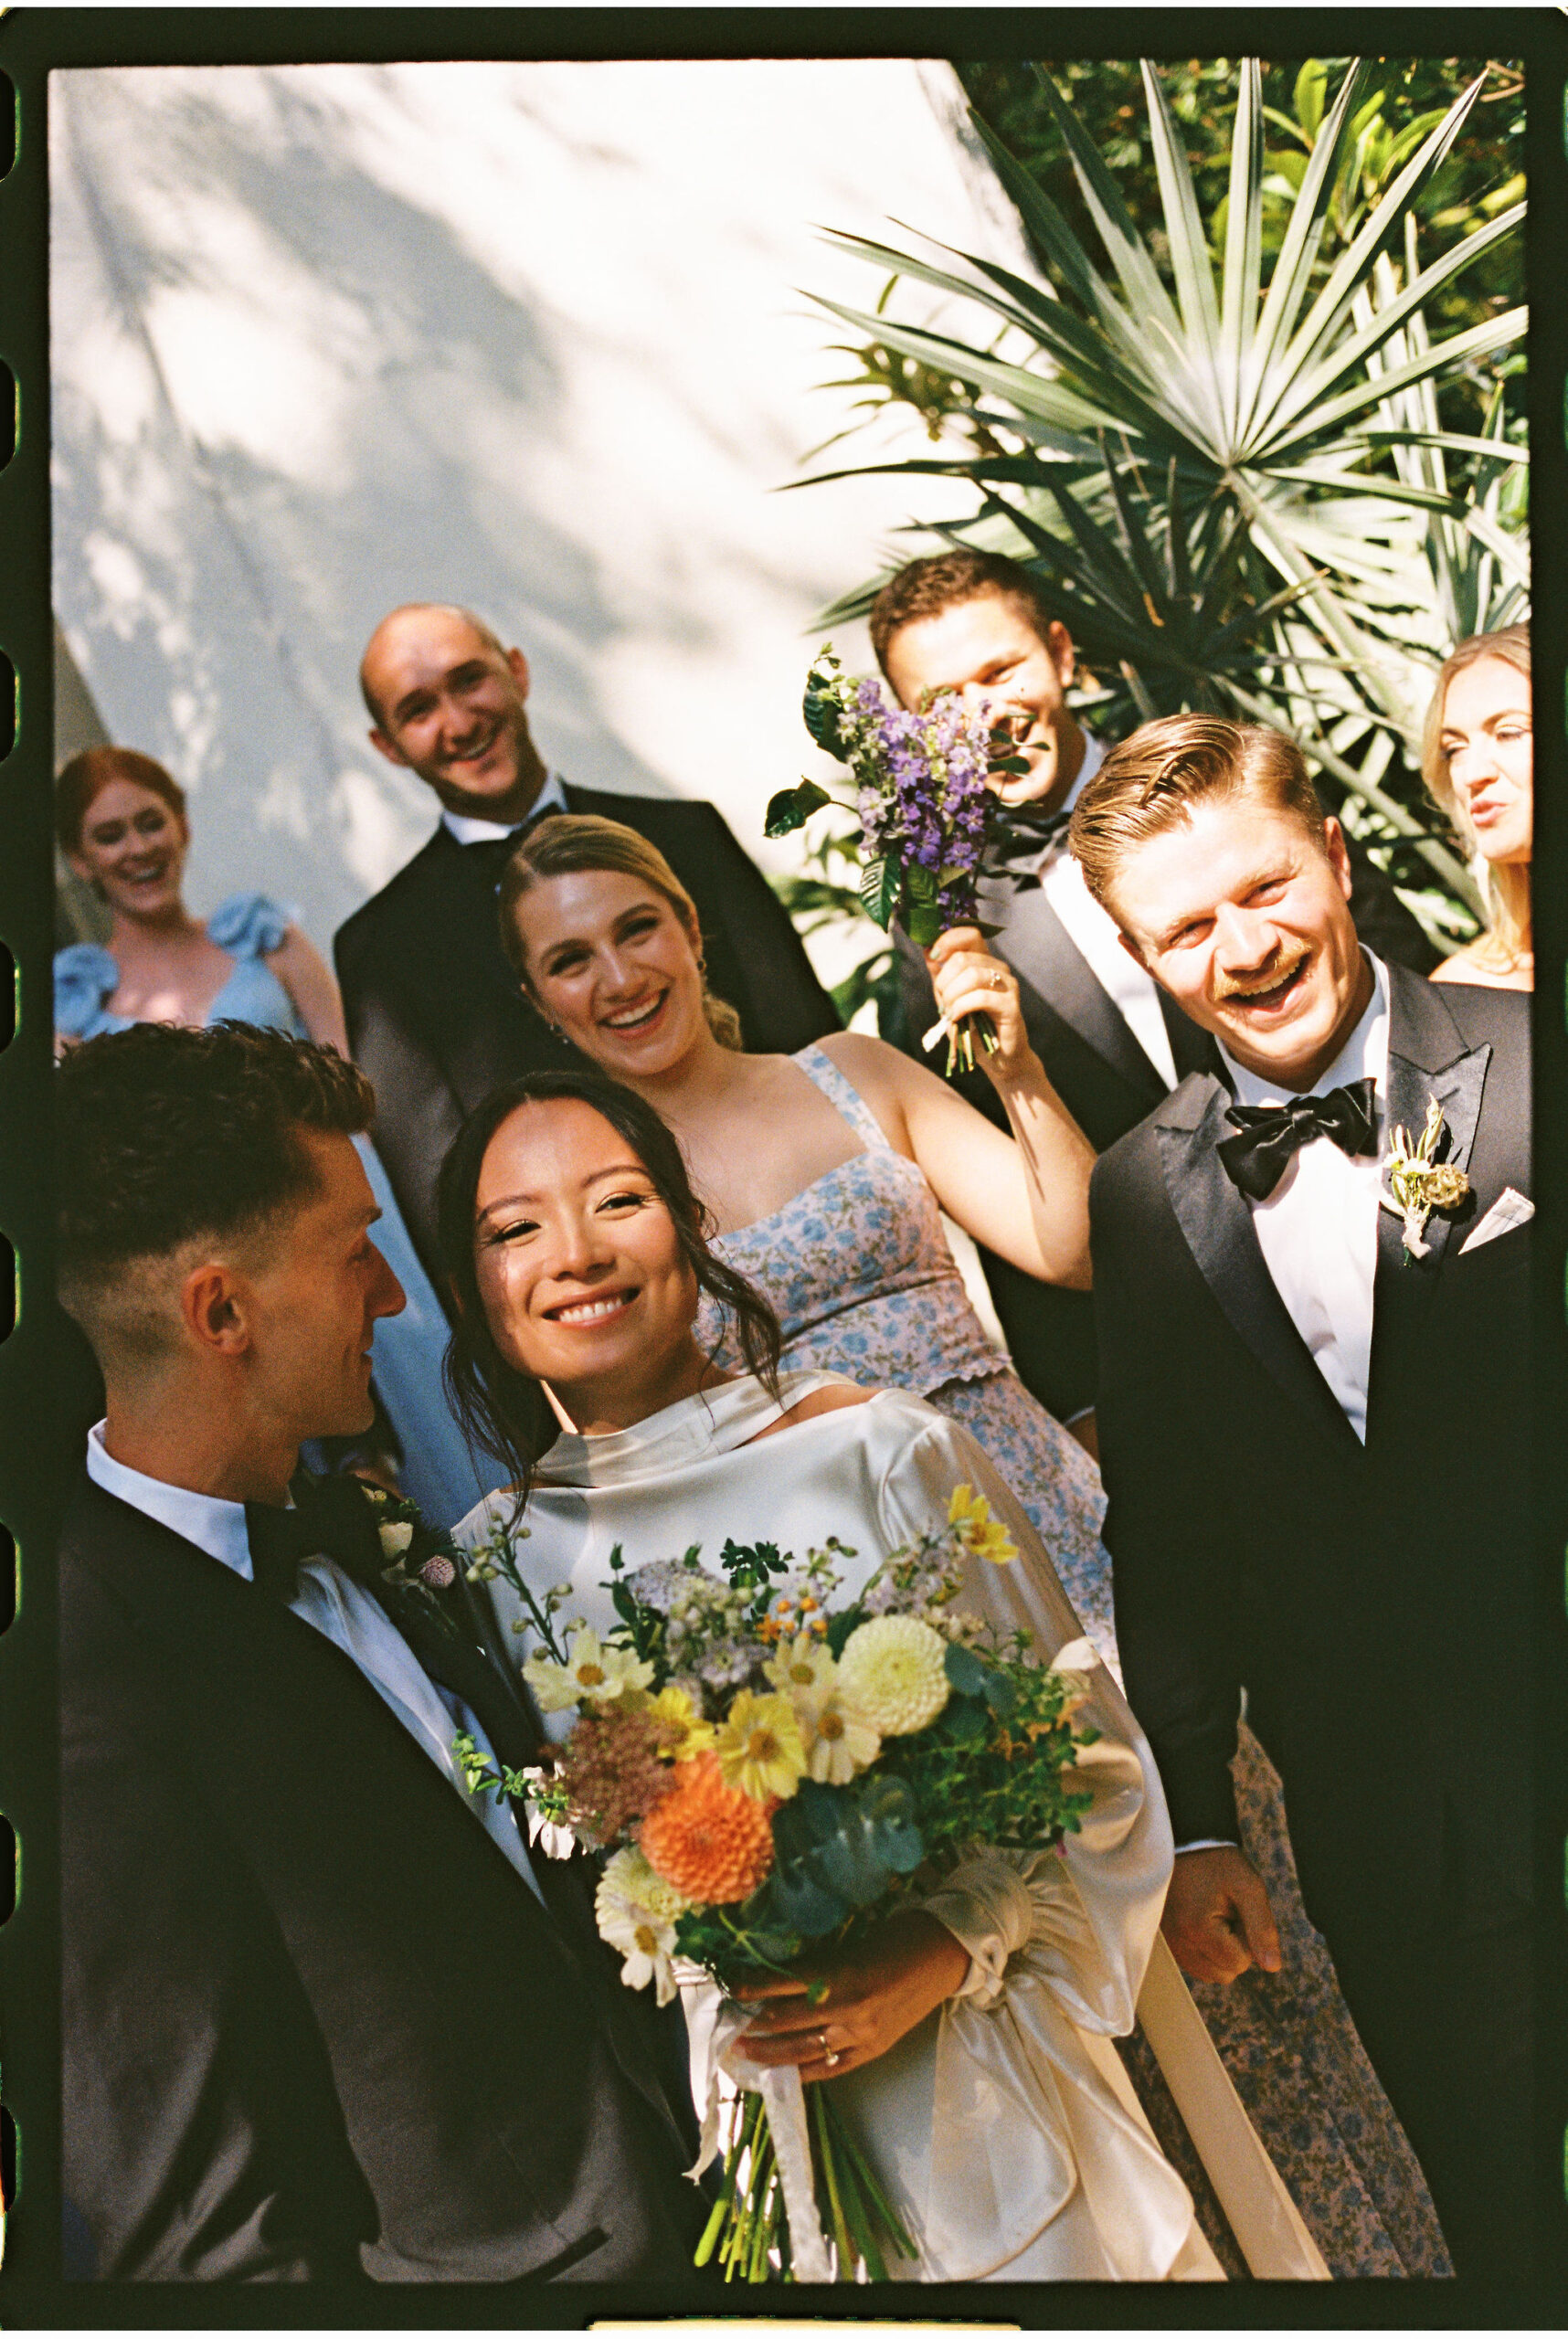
764,644,1031,1074
459,1487,1101,2283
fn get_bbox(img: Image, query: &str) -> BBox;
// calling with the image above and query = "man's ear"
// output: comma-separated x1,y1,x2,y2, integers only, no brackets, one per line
505,647,531,701
1044,619,1076,689
367,724,409,769
1322,815,1354,902
180,1260,254,1360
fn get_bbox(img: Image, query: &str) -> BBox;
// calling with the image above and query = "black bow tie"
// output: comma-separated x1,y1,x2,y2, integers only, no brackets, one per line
1217,1075,1379,1201
244,1471,384,1603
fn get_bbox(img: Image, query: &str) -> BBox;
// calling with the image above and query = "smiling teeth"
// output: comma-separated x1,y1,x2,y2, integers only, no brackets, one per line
605,1001,661,1028
553,1296,628,1323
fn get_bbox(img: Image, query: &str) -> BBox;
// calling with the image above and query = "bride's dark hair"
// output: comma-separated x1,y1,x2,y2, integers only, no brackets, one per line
436,1068,782,1510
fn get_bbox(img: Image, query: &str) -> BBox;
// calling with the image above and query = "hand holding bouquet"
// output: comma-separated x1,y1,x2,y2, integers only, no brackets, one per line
460,1487,1102,2281
765,645,1032,1074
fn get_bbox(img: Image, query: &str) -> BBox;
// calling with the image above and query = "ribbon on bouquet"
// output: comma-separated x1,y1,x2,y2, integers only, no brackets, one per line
682,1981,834,2284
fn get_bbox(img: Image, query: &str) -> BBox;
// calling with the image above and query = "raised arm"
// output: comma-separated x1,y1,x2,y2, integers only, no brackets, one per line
815,953,1096,1290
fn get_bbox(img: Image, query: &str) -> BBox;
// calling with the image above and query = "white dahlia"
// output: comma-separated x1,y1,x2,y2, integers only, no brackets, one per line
837,1615,949,1736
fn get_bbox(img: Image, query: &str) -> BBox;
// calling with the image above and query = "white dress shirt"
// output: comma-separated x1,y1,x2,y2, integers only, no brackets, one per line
86,1424,543,1900
1042,735,1180,1091
1217,954,1389,1446
440,767,568,846
1176,958,1388,1859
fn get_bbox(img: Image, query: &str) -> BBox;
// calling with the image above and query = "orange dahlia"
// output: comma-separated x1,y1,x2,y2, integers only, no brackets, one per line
638,1752,776,1904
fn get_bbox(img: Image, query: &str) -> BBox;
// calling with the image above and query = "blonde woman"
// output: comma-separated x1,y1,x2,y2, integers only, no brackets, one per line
1421,625,1531,990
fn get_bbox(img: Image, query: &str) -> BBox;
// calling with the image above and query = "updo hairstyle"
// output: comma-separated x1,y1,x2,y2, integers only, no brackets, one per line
498,812,744,1051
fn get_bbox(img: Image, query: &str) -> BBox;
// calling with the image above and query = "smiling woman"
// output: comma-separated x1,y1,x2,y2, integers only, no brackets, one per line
435,1068,782,1509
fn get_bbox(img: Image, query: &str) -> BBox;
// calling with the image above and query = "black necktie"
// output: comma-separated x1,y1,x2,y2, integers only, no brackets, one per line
1217,1075,1379,1201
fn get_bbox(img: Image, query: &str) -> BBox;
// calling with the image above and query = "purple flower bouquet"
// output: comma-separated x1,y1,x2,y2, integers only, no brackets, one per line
766,645,1028,1074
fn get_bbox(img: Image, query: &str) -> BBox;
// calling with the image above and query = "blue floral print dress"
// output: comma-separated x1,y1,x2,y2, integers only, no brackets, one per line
700,1043,1451,2280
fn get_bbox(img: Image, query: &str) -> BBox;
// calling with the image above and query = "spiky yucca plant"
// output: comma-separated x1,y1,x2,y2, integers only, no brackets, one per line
800,58,1525,928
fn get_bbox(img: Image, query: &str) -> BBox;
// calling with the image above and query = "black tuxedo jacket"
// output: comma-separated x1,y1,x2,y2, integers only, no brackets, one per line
61,1476,706,2283
1090,968,1531,1958
334,787,840,1286
894,814,1438,1422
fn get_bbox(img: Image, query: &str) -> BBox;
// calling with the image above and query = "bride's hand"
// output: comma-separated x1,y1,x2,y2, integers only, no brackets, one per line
731,1910,969,2082
925,927,1033,1086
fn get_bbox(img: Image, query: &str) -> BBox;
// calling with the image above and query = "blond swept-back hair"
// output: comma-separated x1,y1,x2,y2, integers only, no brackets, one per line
498,812,745,1050
1068,715,1327,915
1419,624,1531,965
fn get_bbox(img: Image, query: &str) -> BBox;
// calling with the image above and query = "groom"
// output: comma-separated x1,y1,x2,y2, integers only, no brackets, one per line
56,1021,705,2282
1073,716,1537,2286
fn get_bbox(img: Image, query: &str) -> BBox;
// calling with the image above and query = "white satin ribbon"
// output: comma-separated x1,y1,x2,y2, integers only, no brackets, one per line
682,1984,834,2285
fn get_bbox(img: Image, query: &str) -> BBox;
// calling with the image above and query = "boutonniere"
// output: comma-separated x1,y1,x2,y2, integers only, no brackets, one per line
357,1485,466,1638
1379,1095,1471,1261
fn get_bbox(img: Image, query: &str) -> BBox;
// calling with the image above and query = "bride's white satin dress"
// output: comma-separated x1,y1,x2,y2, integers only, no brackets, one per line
454,1372,1311,2282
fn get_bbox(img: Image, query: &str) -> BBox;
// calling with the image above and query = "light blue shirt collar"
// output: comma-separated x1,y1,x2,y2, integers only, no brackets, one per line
86,1420,255,1578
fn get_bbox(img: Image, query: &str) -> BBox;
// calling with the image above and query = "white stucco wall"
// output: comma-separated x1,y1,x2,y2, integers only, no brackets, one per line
50,58,1032,968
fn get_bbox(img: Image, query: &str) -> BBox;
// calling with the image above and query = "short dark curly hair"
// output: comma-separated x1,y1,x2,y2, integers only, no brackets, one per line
57,1022,375,1354
868,549,1062,677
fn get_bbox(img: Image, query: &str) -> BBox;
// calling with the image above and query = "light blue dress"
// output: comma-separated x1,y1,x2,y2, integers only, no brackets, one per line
54,894,490,1528
699,1043,1450,2279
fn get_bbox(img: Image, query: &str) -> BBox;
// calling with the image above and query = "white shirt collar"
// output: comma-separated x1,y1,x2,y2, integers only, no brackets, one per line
86,1420,255,1579
440,769,567,846
1221,951,1390,1111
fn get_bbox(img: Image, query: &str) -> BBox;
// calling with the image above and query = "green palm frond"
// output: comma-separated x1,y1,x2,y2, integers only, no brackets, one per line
798,57,1526,918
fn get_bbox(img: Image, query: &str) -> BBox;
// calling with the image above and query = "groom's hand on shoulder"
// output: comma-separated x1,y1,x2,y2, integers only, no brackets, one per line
1162,1847,1281,1984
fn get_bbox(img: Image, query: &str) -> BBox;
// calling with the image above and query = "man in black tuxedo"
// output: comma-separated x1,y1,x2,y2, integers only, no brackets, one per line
874,551,1437,1435
57,1022,706,2283
335,605,839,1287
1074,716,1535,2284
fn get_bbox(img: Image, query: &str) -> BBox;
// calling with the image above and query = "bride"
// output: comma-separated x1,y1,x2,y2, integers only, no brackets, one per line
438,1066,1316,2282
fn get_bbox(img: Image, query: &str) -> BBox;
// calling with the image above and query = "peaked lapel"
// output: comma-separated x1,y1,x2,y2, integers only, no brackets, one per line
990,871,1170,1104
1155,1074,1364,1455
1366,968,1493,1441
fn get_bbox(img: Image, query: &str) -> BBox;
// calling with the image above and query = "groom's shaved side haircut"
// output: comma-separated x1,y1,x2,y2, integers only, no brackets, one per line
57,1023,374,1367
869,549,1057,674
1069,715,1328,915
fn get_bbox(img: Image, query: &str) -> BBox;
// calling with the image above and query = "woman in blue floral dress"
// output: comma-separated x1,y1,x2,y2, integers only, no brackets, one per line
495,809,1451,2278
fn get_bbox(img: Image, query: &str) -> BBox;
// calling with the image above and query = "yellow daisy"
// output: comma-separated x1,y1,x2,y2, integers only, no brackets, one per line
713,1689,807,1804
948,1481,1018,1566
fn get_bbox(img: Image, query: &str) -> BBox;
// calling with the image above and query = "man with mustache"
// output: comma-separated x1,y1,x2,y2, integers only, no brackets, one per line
874,551,1436,1442
335,604,838,1291
1074,714,1537,2288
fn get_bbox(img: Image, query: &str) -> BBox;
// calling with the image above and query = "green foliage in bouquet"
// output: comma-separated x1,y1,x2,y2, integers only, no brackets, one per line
461,1485,1102,2280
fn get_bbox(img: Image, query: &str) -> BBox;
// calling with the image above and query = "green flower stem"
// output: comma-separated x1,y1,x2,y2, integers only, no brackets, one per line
823,2096,916,2263
747,2132,778,2281
693,2120,745,2269
810,2083,855,2276
721,2094,770,2281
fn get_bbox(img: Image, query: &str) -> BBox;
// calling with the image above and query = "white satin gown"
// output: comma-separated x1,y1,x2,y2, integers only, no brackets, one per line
454,1372,1308,2282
